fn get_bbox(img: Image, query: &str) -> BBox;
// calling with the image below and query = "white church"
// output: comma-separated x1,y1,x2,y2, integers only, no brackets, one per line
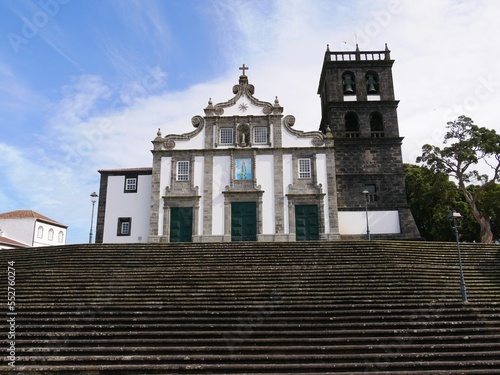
96,46,420,243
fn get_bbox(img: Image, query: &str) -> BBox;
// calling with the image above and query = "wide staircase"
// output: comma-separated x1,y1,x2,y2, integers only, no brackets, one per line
1,241,499,374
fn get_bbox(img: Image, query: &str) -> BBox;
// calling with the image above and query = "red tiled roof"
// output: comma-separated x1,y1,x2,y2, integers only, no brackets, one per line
0,236,30,248
0,210,67,228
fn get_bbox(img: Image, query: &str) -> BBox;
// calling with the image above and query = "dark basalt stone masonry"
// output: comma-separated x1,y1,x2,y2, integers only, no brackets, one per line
318,44,420,239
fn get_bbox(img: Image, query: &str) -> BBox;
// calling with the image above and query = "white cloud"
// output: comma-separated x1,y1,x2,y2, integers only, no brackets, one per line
386,1,500,162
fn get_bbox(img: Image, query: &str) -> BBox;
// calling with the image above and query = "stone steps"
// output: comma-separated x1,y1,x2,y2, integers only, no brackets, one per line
7,361,500,375
1,240,499,373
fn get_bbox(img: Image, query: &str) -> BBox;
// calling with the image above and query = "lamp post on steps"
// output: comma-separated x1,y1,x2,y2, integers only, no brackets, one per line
363,190,371,241
89,192,98,244
448,210,467,303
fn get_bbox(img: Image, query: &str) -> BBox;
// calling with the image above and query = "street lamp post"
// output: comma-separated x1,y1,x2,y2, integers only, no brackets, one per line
448,210,468,303
363,190,371,241
89,192,98,244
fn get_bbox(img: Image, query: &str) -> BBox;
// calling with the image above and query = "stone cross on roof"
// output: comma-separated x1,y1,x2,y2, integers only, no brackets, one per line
239,64,249,76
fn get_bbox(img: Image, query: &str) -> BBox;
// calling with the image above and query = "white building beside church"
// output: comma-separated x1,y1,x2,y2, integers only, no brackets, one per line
96,47,420,243
0,210,67,248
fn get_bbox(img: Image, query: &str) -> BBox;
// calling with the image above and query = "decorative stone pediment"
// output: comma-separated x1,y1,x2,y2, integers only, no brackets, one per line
283,115,325,147
153,115,205,151
204,68,283,117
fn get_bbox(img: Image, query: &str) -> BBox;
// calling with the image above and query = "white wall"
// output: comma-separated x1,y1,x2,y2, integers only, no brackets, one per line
33,222,67,247
315,154,329,234
0,218,67,247
338,211,401,235
103,174,152,243
282,154,293,234
255,154,274,234
0,218,34,246
212,156,231,235
168,129,205,150
220,98,264,117
194,156,205,235
281,128,316,148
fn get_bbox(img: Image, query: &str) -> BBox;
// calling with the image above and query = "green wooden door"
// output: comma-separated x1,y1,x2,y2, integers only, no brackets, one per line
295,205,319,241
231,202,257,241
170,207,193,242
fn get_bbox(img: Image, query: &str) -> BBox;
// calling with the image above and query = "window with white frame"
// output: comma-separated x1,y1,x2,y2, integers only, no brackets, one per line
117,217,131,236
298,158,312,179
177,161,189,181
37,226,43,238
125,177,137,192
219,128,234,145
253,127,267,144
58,231,64,243
48,228,54,241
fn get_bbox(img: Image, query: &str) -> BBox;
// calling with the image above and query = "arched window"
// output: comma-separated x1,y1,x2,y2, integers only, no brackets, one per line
365,71,379,95
37,226,43,238
342,71,356,95
48,229,54,241
345,112,360,138
370,112,384,137
58,231,64,243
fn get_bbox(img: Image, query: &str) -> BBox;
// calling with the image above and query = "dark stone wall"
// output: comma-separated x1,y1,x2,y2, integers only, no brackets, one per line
326,102,400,137
317,48,420,238
334,139,408,210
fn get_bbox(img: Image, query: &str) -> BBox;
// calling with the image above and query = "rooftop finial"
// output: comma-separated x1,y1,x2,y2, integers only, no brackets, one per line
325,126,333,139
239,64,249,76
384,43,391,60
326,44,330,51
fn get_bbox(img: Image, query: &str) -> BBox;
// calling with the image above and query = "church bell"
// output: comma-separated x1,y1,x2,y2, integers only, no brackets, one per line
366,74,378,94
343,73,354,94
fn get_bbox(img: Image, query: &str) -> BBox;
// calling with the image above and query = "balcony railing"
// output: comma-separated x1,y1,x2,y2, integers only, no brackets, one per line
326,48,390,62
345,132,360,138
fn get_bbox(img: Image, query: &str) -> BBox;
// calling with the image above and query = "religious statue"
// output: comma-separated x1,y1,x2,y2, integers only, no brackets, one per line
237,124,250,147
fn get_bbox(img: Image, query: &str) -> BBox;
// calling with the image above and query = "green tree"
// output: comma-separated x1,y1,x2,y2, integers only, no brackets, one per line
417,116,500,243
475,183,500,242
404,164,486,242
404,164,462,241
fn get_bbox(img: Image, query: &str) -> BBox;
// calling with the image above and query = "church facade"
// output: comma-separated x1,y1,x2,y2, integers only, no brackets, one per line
95,46,420,243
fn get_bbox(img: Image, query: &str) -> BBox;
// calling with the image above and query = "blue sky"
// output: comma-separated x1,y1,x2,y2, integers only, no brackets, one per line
1,0,499,244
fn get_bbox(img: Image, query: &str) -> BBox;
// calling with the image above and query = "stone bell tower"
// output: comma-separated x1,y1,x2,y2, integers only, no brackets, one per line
318,44,420,239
